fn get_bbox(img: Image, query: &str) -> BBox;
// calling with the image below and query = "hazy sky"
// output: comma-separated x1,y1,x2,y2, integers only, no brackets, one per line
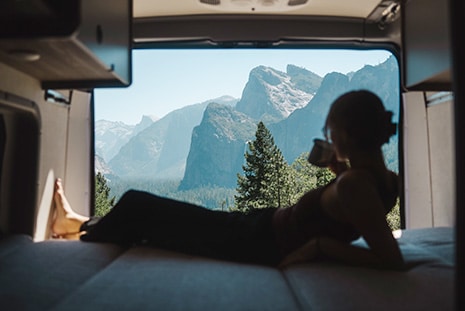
94,49,393,125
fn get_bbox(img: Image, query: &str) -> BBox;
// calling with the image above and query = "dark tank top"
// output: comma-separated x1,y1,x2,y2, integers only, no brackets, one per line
272,173,398,257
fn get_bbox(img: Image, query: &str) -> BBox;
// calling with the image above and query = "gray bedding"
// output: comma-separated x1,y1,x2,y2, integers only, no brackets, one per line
0,227,455,311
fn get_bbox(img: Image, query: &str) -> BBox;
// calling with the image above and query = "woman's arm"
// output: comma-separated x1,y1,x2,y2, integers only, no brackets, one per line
318,236,404,270
278,171,404,270
278,235,404,270
334,171,404,269
278,238,319,268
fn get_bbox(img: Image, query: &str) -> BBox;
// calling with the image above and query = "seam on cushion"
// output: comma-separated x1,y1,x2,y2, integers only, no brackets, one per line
47,242,130,311
279,268,306,311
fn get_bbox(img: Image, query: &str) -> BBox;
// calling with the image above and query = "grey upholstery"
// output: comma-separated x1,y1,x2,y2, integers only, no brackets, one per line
282,227,454,311
0,227,455,311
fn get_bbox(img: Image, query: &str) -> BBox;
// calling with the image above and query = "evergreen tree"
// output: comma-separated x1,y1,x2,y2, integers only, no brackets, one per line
267,151,297,208
235,122,295,212
95,172,115,217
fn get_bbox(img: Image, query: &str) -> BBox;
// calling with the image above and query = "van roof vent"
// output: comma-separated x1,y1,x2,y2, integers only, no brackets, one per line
198,0,309,12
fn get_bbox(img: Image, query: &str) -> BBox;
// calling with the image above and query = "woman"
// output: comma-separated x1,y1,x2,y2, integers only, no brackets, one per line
52,90,404,269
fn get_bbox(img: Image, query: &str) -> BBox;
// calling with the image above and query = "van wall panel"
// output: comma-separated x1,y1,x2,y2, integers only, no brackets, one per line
1,61,92,239
427,97,455,226
0,62,64,235
403,92,433,228
64,91,92,218
34,99,69,240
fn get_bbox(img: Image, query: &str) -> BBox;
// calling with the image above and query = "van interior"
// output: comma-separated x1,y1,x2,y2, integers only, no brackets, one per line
0,0,462,310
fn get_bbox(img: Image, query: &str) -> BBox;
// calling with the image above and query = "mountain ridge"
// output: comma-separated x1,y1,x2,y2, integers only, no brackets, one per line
97,58,399,191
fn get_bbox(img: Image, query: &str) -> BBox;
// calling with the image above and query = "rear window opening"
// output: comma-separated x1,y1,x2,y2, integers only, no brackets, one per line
94,48,400,228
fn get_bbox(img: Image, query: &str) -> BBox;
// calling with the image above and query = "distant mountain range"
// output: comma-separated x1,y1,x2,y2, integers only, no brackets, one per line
95,57,399,190
95,115,158,162
95,96,238,179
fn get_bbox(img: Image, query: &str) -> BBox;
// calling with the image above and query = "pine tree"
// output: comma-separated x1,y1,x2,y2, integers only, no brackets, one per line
235,122,295,212
95,172,115,217
267,150,297,208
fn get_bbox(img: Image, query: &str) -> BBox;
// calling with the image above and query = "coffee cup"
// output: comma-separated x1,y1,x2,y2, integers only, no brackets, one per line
307,138,334,167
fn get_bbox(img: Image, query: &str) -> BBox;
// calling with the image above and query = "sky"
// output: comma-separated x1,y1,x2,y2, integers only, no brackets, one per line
94,49,393,125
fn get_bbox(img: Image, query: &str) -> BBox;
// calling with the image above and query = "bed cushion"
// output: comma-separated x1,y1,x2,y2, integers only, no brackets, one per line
52,247,300,311
0,227,455,311
282,227,455,311
0,238,126,310
0,234,32,258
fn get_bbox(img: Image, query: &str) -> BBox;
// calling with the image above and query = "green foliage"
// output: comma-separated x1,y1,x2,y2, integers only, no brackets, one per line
94,172,115,217
234,123,337,212
235,122,296,212
386,198,401,231
290,152,335,198
267,151,297,209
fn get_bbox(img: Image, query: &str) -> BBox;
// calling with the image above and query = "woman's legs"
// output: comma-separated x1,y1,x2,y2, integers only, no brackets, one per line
50,178,280,264
80,189,225,248
50,177,218,245
51,178,89,239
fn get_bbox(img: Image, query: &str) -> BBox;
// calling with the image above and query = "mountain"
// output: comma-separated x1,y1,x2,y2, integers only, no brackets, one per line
95,154,113,175
235,66,321,122
134,115,158,135
101,58,399,189
180,56,400,189
286,64,323,94
108,96,239,179
95,115,157,162
270,71,351,162
179,103,257,189
95,120,134,162
273,56,399,165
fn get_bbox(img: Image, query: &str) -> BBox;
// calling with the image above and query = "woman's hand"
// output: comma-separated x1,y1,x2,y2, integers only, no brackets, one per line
278,238,319,269
328,154,349,175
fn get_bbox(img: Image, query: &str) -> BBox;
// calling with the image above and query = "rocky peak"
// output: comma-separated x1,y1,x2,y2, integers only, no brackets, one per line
235,65,315,122
286,64,323,94
179,103,256,189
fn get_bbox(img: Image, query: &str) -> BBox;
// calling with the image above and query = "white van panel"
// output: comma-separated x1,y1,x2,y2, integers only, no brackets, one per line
426,93,455,226
402,91,456,228
64,90,92,218
403,92,433,228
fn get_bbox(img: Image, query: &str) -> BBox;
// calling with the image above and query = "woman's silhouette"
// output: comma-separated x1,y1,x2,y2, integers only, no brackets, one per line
52,90,403,269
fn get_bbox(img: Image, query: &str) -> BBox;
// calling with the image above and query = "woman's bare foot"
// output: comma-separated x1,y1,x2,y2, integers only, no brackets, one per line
51,178,89,240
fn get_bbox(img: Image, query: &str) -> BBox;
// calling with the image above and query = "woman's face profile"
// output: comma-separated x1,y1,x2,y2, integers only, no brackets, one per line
328,126,350,162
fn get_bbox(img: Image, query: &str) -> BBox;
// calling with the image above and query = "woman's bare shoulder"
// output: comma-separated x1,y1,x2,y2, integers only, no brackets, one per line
336,169,376,188
335,170,383,208
337,169,398,187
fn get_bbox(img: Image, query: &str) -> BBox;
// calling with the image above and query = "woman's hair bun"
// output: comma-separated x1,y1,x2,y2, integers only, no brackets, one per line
326,90,397,149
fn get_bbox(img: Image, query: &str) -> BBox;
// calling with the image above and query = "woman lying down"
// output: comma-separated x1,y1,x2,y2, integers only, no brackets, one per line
52,90,404,270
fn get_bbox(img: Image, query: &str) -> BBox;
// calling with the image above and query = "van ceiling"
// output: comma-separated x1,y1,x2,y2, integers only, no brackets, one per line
132,0,401,46
134,0,391,19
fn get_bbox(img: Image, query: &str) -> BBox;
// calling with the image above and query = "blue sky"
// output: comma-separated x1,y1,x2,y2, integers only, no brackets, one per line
94,49,393,125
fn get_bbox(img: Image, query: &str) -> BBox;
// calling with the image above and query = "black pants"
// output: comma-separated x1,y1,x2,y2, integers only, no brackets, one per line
81,190,281,265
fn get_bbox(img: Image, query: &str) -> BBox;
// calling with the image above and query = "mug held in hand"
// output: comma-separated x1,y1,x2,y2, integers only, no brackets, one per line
307,138,334,167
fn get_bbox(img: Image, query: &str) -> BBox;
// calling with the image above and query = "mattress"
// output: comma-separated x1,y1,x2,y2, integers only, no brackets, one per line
0,227,455,311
